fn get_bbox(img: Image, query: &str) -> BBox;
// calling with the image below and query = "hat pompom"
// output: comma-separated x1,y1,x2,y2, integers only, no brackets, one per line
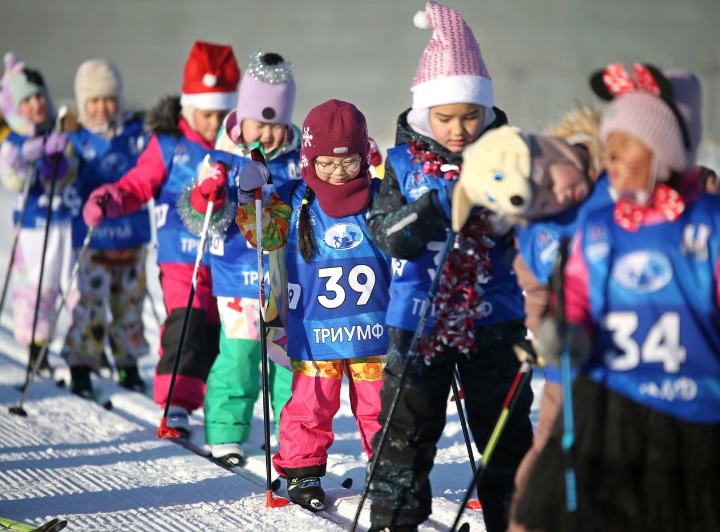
414,10,430,29
3,51,20,72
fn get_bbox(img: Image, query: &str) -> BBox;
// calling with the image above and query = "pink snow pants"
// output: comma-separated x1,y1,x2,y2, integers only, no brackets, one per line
273,356,384,476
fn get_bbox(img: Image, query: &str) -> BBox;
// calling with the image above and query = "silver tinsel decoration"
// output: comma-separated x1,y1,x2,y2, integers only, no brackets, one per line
176,177,237,237
245,51,293,84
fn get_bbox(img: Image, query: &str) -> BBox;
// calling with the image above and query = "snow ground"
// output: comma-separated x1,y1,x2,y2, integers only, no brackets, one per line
0,192,546,530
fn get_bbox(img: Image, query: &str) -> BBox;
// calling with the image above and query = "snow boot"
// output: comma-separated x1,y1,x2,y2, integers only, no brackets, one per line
287,476,325,511
166,405,191,438
69,365,94,399
118,365,146,393
210,443,245,466
28,342,53,379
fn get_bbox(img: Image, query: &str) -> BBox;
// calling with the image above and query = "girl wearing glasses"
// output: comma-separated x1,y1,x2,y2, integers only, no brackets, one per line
234,99,390,512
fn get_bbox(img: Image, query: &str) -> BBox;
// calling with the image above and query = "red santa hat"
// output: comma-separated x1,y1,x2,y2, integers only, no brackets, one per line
180,41,240,110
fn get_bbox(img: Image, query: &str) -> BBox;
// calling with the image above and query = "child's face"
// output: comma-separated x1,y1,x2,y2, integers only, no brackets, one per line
429,103,485,153
314,154,362,185
85,96,118,127
18,93,48,126
241,119,287,152
194,109,228,144
530,162,591,217
603,132,653,194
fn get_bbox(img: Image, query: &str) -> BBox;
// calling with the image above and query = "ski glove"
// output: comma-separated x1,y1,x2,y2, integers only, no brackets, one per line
20,136,44,162
190,162,228,214
40,132,71,185
83,184,125,227
237,160,270,205
533,317,591,367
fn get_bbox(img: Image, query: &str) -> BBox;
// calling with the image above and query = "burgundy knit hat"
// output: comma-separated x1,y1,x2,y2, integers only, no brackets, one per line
300,99,370,178
300,99,371,218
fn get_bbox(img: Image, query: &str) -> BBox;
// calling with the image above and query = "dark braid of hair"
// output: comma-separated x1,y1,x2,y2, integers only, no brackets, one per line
298,187,317,263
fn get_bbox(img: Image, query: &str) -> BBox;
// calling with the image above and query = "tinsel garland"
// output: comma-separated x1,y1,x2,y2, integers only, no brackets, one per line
408,139,460,180
416,209,495,364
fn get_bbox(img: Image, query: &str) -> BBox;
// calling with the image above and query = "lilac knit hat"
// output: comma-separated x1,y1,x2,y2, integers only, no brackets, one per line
1,52,53,136
235,51,296,131
597,66,700,181
407,2,494,136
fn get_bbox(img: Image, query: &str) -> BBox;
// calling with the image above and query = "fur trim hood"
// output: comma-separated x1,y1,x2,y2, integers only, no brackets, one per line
146,95,182,136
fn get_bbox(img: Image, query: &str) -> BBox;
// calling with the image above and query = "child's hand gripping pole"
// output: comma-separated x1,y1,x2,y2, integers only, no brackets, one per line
156,190,217,439
249,147,289,508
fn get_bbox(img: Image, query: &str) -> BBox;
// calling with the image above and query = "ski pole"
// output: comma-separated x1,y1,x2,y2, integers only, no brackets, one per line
451,368,482,510
351,230,456,532
551,237,577,516
25,106,68,380
0,174,33,323
250,148,290,509
156,190,216,439
10,225,97,417
450,360,533,532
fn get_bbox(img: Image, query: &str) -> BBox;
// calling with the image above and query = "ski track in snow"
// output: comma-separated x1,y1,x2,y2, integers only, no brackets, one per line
0,193,545,531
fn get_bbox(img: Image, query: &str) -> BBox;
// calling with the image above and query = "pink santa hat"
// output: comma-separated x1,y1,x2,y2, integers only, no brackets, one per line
406,1,495,138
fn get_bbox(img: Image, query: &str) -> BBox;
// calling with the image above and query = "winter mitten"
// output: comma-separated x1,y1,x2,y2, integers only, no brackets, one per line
40,132,71,185
237,160,270,205
431,181,456,221
533,317,591,367
20,136,44,162
368,136,383,167
189,162,228,215
83,183,125,227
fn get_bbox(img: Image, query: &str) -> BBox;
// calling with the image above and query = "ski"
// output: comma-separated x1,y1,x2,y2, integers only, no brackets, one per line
0,516,67,532
54,379,113,410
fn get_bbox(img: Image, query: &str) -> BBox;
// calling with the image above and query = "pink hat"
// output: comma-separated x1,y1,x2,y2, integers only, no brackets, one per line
410,2,494,112
235,51,296,130
180,41,240,110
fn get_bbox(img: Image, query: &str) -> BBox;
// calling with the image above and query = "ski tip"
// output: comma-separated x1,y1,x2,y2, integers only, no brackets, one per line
341,477,353,489
307,499,324,512
457,523,470,532
102,400,113,411
55,378,66,388
271,478,281,492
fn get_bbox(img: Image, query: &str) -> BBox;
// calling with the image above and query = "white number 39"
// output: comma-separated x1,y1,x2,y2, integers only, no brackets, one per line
602,311,687,373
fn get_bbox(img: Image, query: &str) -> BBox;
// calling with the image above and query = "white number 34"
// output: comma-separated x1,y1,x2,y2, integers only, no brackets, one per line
602,311,687,373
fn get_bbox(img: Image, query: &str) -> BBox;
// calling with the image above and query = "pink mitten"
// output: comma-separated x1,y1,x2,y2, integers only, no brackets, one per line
190,162,228,214
83,184,125,227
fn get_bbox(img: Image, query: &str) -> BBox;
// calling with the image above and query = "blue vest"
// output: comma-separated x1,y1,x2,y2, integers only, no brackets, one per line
385,144,524,333
579,194,720,423
68,120,151,249
516,175,611,383
209,150,301,298
276,178,391,361
7,131,74,228
153,135,211,264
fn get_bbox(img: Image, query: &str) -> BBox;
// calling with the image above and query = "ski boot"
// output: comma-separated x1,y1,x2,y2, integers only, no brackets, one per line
166,405,191,439
210,443,245,467
118,365,146,393
287,476,325,511
28,342,53,379
69,365,94,399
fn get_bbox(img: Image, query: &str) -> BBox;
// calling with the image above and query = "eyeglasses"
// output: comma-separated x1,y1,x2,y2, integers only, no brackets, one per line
314,158,362,175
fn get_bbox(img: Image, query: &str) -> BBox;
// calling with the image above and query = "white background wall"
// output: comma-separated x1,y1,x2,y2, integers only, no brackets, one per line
2,0,719,156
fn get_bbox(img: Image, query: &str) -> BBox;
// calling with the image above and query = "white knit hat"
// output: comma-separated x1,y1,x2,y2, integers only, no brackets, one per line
74,59,124,125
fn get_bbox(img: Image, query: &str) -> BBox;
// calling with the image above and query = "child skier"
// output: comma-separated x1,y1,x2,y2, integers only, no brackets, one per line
61,58,151,397
364,3,533,531
178,51,298,464
514,63,720,532
235,99,390,511
0,52,76,377
81,41,240,434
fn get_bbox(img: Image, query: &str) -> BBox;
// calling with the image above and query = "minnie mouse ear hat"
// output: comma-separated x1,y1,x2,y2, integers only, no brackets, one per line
180,41,240,110
591,63,699,180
